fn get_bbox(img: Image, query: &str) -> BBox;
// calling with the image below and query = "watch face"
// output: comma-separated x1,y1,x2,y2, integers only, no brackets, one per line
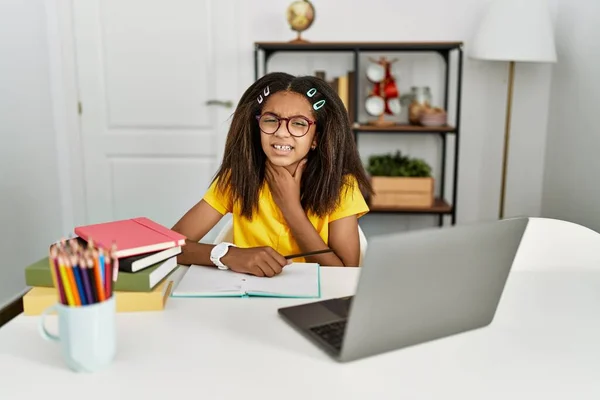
210,243,230,269
211,243,224,259
212,242,233,259
217,243,228,257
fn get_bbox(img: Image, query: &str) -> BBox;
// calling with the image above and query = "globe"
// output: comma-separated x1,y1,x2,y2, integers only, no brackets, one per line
286,0,315,41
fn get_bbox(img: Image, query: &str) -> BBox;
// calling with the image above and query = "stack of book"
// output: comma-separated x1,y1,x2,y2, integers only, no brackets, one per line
22,217,185,315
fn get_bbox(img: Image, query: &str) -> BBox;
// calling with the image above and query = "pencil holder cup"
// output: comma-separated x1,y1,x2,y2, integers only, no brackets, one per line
38,296,116,373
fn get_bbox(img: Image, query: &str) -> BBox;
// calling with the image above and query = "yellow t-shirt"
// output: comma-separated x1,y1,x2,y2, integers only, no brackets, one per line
203,175,369,261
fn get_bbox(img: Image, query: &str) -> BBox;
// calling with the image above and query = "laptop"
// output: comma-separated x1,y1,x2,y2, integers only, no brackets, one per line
278,217,529,362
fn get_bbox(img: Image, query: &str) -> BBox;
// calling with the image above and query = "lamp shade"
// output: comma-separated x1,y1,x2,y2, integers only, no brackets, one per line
470,0,557,63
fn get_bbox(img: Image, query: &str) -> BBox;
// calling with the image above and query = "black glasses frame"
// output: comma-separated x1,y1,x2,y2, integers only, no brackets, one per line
255,112,316,138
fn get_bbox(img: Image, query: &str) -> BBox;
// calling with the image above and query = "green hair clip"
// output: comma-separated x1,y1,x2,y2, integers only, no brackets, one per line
307,88,325,110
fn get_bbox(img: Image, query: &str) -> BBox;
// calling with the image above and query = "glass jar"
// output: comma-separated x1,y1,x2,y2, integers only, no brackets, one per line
407,86,432,125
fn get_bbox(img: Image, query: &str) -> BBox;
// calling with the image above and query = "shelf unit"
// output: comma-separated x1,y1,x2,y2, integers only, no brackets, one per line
254,41,464,226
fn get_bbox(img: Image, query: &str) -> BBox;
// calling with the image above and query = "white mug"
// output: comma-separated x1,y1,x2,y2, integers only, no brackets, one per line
38,296,116,372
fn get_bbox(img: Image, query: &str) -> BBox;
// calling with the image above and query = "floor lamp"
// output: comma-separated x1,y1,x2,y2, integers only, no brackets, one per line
469,0,557,219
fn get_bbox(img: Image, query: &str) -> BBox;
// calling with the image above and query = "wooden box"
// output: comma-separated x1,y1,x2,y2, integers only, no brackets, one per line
370,176,434,208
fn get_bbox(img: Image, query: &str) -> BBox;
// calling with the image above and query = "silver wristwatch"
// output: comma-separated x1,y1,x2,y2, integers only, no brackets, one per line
210,242,236,270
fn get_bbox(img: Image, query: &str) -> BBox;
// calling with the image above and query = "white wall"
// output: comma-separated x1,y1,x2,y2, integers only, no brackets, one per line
541,0,600,232
236,0,556,236
0,1,64,306
0,0,562,306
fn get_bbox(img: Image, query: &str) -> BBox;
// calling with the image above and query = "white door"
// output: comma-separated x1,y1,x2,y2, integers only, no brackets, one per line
71,0,239,227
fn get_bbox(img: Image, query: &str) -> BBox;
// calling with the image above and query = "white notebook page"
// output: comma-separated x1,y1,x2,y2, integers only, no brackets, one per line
172,265,244,296
171,263,319,297
244,263,319,297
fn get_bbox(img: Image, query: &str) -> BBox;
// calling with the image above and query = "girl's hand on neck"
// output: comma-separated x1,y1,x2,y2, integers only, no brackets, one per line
265,158,307,216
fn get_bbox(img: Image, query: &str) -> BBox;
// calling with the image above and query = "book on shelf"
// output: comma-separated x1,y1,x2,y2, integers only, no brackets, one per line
171,262,321,298
314,70,355,124
25,256,179,292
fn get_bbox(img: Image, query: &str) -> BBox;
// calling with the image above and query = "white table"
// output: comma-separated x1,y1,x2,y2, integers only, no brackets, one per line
1,218,600,399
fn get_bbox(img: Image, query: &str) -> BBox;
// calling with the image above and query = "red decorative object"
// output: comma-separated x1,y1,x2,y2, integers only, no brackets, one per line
366,57,401,126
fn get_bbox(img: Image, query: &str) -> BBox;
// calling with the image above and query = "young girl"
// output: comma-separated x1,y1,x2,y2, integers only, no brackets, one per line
172,72,373,277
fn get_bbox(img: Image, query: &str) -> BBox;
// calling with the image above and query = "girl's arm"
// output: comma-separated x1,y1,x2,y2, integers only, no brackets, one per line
172,200,290,276
264,161,364,267
282,207,360,267
171,200,223,266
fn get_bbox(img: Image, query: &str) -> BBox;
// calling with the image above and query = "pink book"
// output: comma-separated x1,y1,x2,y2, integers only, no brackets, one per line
74,217,187,258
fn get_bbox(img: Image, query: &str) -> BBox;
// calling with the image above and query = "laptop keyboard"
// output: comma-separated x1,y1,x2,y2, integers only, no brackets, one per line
309,320,347,351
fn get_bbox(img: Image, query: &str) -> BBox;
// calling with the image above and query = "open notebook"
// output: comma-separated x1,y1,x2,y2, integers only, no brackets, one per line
171,263,321,298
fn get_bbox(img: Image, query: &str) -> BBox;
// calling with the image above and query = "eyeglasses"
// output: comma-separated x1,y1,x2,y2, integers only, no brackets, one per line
255,112,316,138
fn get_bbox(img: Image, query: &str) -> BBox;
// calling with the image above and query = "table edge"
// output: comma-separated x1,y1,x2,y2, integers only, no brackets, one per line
0,294,25,328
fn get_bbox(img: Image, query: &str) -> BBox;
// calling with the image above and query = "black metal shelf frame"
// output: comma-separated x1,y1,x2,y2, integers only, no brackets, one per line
254,42,464,226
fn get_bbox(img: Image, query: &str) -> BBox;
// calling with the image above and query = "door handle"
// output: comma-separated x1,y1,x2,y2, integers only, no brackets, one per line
206,99,233,108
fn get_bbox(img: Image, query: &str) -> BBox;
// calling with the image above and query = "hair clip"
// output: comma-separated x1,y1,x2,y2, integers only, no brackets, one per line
313,100,325,110
306,88,325,110
257,86,270,104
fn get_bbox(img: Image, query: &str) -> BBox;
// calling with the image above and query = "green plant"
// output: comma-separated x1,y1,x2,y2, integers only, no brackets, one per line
366,151,432,177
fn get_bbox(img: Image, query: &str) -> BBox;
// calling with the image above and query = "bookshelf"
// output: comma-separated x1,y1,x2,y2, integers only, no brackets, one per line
254,41,464,226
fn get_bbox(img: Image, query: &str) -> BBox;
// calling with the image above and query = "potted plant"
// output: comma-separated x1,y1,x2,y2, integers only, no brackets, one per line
366,151,434,208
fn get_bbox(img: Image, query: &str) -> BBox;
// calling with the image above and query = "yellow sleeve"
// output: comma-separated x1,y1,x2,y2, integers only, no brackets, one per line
202,178,233,215
329,175,370,222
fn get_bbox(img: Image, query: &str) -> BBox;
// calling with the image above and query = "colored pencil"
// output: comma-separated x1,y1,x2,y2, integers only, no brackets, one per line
59,238,68,253
52,256,67,305
47,237,118,307
100,248,107,298
111,243,119,282
48,245,59,289
104,251,113,299
57,255,75,306
91,249,105,302
75,254,93,305
64,255,81,306
99,248,105,287
85,257,98,304
70,255,87,305
49,246,66,305
69,237,80,255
